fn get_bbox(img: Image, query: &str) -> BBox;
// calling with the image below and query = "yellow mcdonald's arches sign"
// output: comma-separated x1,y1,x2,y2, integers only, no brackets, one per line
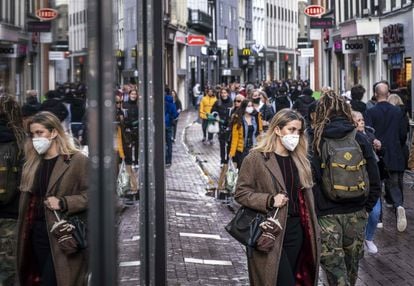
242,48,251,56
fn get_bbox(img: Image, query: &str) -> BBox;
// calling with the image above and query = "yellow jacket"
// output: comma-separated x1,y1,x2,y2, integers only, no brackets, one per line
199,95,217,119
229,113,263,157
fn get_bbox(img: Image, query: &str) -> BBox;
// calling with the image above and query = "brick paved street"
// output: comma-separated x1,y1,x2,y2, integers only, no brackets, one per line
118,109,414,285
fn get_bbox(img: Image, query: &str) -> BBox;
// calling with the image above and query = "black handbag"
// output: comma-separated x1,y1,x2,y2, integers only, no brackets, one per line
225,206,266,255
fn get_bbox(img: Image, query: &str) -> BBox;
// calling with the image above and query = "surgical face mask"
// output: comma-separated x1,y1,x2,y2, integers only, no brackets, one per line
32,137,52,154
280,134,300,151
245,106,254,114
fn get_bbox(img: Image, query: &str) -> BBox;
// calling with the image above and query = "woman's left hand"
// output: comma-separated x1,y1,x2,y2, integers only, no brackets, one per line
44,196,61,210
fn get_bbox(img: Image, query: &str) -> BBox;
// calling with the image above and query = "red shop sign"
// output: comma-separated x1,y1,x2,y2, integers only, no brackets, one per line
36,8,59,21
304,5,325,17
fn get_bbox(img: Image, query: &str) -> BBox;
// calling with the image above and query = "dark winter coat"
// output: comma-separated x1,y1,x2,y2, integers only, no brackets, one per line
235,150,320,286
365,101,407,172
21,97,41,118
40,98,69,122
123,99,139,128
211,97,233,139
292,94,315,119
350,99,367,113
0,119,21,219
259,104,275,122
310,117,382,216
16,152,89,286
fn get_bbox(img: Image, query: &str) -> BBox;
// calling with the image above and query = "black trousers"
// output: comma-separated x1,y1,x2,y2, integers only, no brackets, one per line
276,217,304,286
31,221,57,286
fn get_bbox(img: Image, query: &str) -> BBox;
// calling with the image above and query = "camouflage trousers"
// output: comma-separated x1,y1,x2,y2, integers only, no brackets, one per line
318,210,368,286
0,218,17,286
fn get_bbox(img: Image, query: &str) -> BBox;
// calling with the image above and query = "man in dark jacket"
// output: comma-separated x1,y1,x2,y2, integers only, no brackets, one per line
365,81,408,232
165,89,178,167
211,87,234,165
311,90,381,286
292,87,315,122
40,90,68,122
350,84,367,113
21,90,41,119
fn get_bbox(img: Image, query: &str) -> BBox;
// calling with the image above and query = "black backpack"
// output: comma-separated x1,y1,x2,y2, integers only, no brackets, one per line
0,141,20,205
320,130,370,202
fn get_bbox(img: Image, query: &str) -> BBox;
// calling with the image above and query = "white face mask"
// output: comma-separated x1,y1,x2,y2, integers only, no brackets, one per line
280,134,300,151
32,137,52,154
245,106,254,114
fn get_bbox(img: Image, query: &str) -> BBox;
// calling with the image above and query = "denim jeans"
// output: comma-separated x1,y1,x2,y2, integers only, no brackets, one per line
165,127,173,164
365,199,381,241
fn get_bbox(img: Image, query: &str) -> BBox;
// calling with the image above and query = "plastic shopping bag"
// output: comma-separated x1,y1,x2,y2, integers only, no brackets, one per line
116,160,130,196
225,159,238,194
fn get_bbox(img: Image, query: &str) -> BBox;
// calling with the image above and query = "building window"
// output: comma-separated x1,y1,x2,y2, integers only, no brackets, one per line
266,3,269,17
274,5,276,18
391,0,396,9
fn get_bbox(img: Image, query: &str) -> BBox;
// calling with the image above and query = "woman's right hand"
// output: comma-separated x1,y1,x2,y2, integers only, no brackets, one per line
273,193,289,208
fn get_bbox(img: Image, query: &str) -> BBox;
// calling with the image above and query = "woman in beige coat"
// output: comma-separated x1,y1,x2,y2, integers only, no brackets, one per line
235,109,320,286
16,111,89,286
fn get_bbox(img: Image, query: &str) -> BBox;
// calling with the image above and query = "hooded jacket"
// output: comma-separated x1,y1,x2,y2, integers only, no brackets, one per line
311,117,381,216
165,94,178,128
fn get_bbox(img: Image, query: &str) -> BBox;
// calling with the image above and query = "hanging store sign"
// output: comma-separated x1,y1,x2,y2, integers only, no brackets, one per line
300,48,314,58
36,8,59,21
0,44,26,58
187,35,206,46
27,21,51,32
342,40,365,54
310,17,334,29
49,51,65,61
304,5,325,17
382,24,405,54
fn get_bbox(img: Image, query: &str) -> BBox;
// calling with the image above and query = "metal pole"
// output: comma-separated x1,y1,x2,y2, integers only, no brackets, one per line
138,0,167,284
87,0,117,285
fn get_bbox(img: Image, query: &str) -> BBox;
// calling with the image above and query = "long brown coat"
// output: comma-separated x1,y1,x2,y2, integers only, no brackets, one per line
16,152,89,286
234,150,321,286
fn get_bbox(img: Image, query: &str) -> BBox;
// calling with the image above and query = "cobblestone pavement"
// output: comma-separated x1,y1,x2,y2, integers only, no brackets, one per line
118,109,414,285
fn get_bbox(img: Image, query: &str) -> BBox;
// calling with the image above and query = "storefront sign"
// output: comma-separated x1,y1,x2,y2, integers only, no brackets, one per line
27,21,51,32
342,40,365,54
49,51,65,61
217,39,228,51
240,48,252,56
334,40,342,52
0,44,26,58
36,8,59,21
310,29,321,40
383,24,403,44
300,48,314,58
40,32,53,43
251,44,264,54
310,17,334,29
187,35,206,46
304,5,325,17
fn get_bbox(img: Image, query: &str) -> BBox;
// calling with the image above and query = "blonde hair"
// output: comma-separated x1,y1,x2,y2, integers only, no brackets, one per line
20,111,79,192
253,109,313,188
388,93,404,106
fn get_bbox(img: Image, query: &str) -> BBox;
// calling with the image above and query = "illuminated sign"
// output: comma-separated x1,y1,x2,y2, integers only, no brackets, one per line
36,8,58,21
304,5,325,17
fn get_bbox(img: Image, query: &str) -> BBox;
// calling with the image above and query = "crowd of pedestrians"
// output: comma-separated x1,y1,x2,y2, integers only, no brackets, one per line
0,77,413,285
193,79,413,285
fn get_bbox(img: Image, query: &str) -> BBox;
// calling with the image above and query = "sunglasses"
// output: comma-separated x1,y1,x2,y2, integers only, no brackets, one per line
116,101,122,104
234,100,242,103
